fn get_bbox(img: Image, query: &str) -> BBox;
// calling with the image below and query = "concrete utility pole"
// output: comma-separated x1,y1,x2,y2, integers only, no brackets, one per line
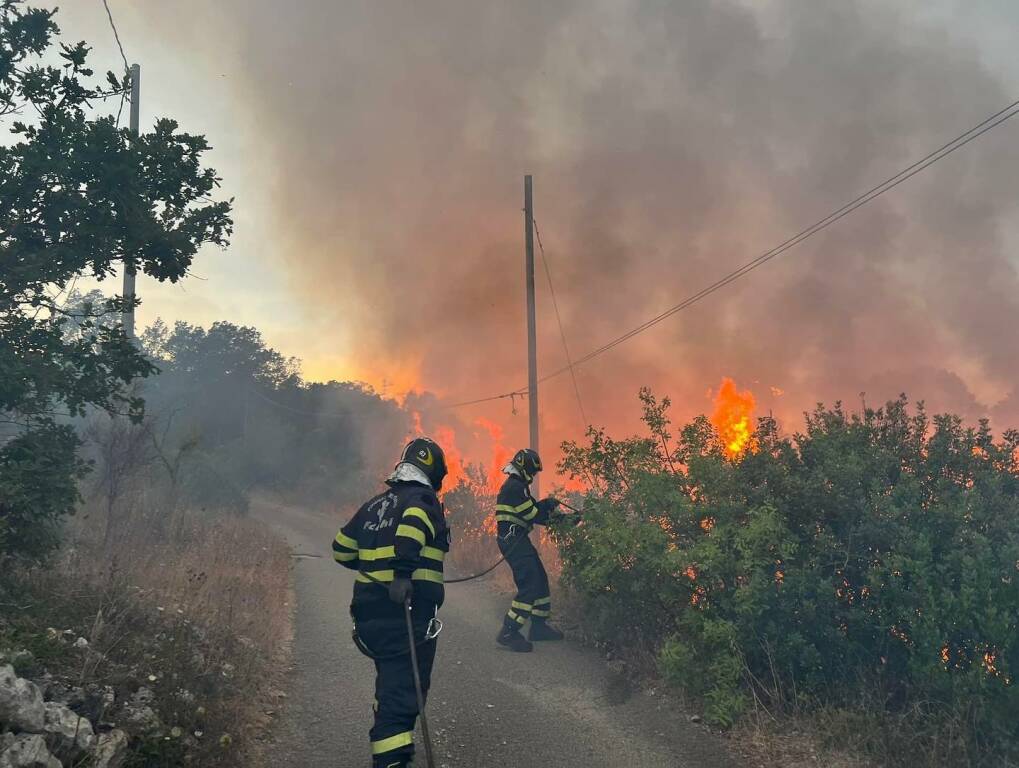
122,63,140,339
524,175,540,497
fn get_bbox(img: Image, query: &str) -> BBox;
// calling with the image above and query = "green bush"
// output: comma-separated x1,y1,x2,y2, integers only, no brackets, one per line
557,390,1019,765
0,422,87,560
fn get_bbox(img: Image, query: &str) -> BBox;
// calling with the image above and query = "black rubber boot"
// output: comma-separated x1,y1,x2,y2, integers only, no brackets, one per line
496,627,533,652
529,619,564,642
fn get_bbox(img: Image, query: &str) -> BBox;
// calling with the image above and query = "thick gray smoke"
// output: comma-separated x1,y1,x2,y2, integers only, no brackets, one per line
83,1,1019,449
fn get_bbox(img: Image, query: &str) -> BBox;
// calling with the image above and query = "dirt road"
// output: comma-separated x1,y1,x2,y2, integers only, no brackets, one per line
257,499,738,768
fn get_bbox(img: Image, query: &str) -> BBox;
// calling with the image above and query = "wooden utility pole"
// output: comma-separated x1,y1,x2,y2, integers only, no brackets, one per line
524,175,539,497
122,63,140,338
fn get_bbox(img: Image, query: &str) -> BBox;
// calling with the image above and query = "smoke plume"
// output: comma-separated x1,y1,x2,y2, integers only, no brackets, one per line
92,1,1019,458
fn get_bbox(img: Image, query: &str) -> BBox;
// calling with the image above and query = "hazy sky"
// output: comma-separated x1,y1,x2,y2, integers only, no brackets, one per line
60,1,1019,456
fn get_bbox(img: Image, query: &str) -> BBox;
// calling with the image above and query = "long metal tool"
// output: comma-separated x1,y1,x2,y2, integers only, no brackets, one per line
403,599,436,768
554,499,584,515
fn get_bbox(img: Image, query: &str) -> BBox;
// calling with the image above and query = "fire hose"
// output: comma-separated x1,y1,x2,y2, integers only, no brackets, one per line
353,499,583,768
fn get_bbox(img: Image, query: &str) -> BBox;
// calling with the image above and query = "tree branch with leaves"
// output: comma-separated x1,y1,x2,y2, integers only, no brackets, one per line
0,0,232,559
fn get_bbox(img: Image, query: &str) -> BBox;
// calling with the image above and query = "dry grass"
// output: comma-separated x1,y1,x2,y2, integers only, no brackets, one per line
107,518,291,672
0,510,291,767
731,714,877,768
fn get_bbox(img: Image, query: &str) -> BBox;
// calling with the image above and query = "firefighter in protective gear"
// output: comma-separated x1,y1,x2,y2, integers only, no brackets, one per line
494,448,565,652
332,437,450,768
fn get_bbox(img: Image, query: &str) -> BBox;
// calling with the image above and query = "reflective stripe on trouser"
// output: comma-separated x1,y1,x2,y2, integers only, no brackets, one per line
357,614,437,767
498,530,551,631
531,595,552,618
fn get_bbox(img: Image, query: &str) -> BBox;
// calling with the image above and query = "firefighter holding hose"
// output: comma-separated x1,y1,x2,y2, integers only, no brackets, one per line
494,448,566,652
332,437,450,768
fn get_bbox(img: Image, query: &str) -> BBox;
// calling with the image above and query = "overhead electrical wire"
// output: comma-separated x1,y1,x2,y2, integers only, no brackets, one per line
446,96,1019,409
101,0,130,73
442,389,526,409
534,217,589,430
100,0,131,126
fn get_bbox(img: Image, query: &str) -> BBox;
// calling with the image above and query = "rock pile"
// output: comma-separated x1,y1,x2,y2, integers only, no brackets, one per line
0,665,128,768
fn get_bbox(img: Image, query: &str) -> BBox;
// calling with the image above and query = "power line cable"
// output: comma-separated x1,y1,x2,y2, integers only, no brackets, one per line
101,0,130,73
443,389,526,409
542,98,1019,381
447,97,1019,407
100,0,130,126
534,217,589,430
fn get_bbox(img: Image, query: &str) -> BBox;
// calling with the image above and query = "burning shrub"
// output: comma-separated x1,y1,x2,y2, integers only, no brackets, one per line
557,390,1019,766
441,464,500,576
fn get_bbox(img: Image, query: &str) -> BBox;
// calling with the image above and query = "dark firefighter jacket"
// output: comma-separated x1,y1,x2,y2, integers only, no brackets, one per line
332,480,449,616
495,474,556,531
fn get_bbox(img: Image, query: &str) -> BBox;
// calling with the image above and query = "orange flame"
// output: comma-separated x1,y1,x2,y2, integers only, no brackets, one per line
408,410,424,440
710,377,757,459
481,512,498,535
432,425,466,491
983,650,1000,677
406,412,469,493
474,417,511,493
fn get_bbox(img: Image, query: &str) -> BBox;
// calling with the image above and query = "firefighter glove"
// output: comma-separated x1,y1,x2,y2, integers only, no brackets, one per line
537,497,560,515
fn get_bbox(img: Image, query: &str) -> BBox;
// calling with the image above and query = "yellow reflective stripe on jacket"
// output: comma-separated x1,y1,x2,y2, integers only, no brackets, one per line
402,507,435,538
359,546,395,561
495,513,531,528
355,568,444,584
411,568,444,584
333,551,357,562
396,523,426,546
420,546,446,562
358,544,443,562
372,730,413,755
497,500,538,522
356,569,394,583
334,531,358,549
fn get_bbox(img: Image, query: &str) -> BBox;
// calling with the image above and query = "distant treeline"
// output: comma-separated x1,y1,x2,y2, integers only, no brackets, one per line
133,313,411,513
45,290,414,550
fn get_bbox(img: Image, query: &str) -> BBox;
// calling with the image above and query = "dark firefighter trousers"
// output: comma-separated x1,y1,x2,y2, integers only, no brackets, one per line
355,607,437,767
498,524,552,631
